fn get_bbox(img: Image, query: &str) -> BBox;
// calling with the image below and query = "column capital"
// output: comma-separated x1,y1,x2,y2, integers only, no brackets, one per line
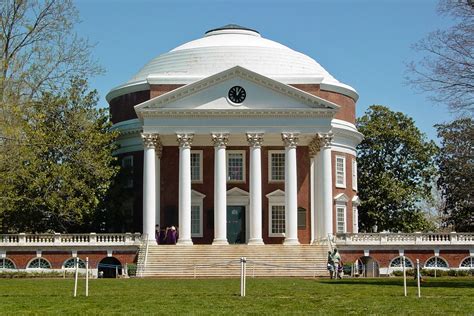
246,133,264,148
308,137,321,156
281,132,299,148
141,133,161,149
318,132,333,148
176,133,194,149
211,133,229,148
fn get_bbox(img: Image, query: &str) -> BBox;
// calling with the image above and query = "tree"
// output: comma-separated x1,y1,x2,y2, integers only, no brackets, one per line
1,79,118,233
357,105,438,232
436,118,474,231
406,0,474,114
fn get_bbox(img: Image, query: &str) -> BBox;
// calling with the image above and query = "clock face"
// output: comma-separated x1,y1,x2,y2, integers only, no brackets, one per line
228,86,246,104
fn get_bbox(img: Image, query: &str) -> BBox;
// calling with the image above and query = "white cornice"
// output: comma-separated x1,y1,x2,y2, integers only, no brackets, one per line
134,66,340,118
139,109,336,119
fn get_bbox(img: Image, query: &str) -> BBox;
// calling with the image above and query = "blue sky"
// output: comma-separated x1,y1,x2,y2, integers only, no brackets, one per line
75,0,456,141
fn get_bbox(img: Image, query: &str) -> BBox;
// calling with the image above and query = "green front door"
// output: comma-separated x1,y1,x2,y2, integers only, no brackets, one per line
227,206,246,244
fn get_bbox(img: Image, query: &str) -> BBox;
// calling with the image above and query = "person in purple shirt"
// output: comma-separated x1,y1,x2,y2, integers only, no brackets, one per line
166,226,177,245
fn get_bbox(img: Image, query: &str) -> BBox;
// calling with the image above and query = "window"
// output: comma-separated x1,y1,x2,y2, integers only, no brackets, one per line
389,256,413,268
270,204,285,236
352,159,357,191
191,205,202,237
27,258,51,269
269,150,285,182
122,155,134,188
191,150,203,182
352,207,359,233
424,256,449,269
63,258,86,269
227,151,245,182
297,207,306,228
460,257,474,269
121,155,133,168
335,156,346,188
336,206,346,233
0,258,15,269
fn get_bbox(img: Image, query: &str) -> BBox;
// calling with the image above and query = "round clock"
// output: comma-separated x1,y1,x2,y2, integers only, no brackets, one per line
228,86,246,104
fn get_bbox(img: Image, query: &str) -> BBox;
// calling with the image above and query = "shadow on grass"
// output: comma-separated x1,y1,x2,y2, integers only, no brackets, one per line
318,277,474,289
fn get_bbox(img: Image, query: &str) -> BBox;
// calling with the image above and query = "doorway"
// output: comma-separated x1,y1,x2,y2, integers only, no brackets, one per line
227,205,246,244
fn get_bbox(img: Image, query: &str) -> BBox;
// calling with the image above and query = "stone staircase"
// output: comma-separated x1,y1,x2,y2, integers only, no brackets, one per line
137,244,329,278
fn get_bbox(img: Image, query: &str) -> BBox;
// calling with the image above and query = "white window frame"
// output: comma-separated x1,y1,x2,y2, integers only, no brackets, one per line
266,189,286,237
335,155,346,188
424,256,449,269
191,150,203,183
26,257,52,270
268,150,285,183
352,206,358,233
352,158,357,191
191,190,205,238
336,204,347,233
121,155,133,168
227,150,246,183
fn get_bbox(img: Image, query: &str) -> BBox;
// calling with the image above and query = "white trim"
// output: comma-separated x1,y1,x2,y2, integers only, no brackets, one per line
26,257,52,270
424,256,449,269
334,193,349,203
191,189,206,238
352,195,361,206
459,256,474,269
352,206,358,233
191,150,203,183
352,158,357,191
266,189,286,237
0,257,16,269
336,205,347,233
335,155,346,188
227,150,246,183
226,187,250,243
268,150,285,183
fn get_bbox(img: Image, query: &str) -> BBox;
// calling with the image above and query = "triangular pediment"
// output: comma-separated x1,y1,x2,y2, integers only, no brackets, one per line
227,187,249,197
135,66,339,118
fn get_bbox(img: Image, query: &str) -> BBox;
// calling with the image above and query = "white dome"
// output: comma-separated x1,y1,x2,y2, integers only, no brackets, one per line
107,25,357,101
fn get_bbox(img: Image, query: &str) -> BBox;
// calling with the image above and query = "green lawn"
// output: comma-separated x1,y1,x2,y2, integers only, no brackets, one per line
0,277,473,315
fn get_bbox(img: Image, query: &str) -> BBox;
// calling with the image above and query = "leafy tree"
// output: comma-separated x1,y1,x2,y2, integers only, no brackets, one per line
436,118,474,231
0,79,118,233
357,105,438,232
406,0,474,114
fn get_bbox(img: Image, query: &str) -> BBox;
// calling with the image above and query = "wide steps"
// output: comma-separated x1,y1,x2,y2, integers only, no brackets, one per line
139,244,329,278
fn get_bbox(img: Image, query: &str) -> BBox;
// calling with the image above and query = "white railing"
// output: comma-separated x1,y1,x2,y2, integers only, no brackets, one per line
0,233,143,246
335,233,474,246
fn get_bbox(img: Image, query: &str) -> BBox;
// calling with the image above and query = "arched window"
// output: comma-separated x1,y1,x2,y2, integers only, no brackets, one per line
27,258,51,269
424,256,449,269
0,258,16,269
389,256,413,268
63,258,85,269
460,257,474,269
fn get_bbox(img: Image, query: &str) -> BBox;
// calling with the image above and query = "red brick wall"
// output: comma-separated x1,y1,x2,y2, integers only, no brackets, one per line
109,90,150,124
332,151,357,233
5,251,137,269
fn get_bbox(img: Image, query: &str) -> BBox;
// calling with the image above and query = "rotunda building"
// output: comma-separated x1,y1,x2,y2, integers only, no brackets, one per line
107,25,363,244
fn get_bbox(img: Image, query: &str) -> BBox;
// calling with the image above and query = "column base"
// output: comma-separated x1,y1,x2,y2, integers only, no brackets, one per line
283,238,300,245
176,239,193,246
247,238,264,245
212,238,229,245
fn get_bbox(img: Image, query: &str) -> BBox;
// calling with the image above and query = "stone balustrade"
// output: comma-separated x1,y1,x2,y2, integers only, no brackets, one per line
0,233,143,247
335,232,474,246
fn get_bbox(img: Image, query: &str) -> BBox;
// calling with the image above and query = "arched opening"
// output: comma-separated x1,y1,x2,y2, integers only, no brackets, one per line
424,256,449,269
27,257,52,270
0,258,16,270
355,256,380,277
460,256,474,269
389,256,414,269
98,257,122,278
63,258,86,269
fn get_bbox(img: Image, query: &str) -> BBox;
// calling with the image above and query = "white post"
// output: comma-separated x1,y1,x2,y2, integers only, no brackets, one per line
282,133,299,245
416,259,421,298
403,256,407,297
73,257,79,297
240,257,246,297
177,134,194,245
85,257,89,297
247,133,264,245
309,138,322,243
320,133,333,238
142,133,160,240
212,133,229,245
156,145,162,227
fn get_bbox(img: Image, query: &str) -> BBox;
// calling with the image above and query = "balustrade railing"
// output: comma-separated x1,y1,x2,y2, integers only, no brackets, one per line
335,233,474,245
0,233,142,246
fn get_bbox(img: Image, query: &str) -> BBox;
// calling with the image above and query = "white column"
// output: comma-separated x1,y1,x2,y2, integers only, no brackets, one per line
155,144,162,228
320,133,334,239
247,133,264,245
177,133,194,245
212,133,229,245
282,133,300,245
308,138,320,244
141,133,160,241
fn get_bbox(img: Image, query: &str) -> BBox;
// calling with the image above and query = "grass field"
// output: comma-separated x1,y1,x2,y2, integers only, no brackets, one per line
0,277,473,315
